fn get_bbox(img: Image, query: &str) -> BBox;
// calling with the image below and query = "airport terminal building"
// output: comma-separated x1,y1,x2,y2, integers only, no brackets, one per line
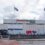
0,19,45,39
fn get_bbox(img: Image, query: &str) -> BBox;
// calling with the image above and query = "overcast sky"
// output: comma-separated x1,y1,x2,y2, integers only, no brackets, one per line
0,0,45,23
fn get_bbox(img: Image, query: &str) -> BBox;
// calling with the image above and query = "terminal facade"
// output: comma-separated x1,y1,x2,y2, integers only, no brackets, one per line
0,19,45,39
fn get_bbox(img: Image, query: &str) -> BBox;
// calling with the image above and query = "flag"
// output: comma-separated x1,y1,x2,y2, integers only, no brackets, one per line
14,7,18,11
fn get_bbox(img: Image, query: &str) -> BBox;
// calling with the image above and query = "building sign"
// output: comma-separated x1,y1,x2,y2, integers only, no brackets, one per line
30,20,35,24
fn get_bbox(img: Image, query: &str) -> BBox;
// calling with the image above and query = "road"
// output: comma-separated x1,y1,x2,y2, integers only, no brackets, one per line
0,39,45,45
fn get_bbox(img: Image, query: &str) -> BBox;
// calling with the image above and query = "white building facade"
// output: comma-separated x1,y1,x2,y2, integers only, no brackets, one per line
0,19,44,35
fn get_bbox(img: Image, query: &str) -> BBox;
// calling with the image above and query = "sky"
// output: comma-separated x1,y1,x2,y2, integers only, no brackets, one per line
0,0,45,23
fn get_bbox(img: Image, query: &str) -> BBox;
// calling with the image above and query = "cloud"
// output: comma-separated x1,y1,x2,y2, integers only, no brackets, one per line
0,0,45,21
19,0,45,20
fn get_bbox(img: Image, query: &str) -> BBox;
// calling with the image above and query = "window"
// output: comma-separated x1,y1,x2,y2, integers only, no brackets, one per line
8,28,23,30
